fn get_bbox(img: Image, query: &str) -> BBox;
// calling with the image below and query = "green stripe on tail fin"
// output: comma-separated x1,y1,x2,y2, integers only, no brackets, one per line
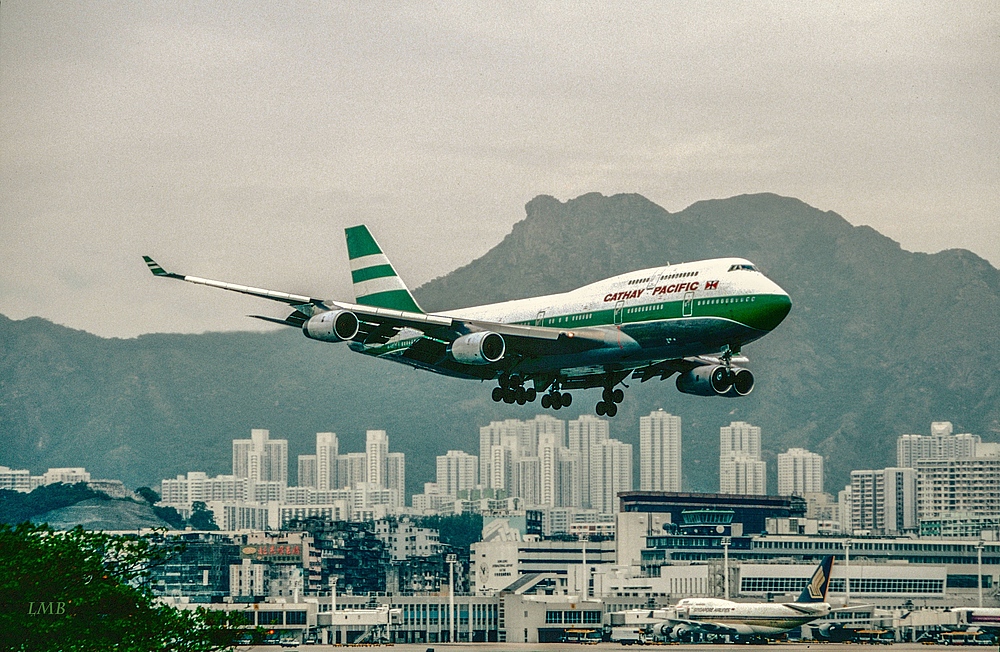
344,225,423,314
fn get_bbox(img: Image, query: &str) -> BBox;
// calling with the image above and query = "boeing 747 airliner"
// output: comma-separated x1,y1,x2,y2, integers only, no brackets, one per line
144,225,791,417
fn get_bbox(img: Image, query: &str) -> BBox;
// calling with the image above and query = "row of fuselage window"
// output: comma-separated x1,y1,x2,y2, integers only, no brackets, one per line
626,271,700,286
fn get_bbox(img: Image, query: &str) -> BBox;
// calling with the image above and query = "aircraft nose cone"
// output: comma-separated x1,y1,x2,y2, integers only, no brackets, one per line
747,288,792,332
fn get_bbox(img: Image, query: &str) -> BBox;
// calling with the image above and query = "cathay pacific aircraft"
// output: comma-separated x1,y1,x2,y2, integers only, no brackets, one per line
144,224,791,417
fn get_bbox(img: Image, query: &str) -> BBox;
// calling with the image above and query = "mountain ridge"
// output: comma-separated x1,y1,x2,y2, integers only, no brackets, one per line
3,192,998,497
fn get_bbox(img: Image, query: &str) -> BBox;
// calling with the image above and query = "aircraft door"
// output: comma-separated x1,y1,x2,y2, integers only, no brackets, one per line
614,301,625,325
646,269,665,290
535,310,545,326
682,292,694,317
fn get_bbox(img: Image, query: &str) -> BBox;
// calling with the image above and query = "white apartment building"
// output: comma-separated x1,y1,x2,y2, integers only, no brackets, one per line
297,455,317,489
640,410,681,491
233,429,288,486
436,450,478,497
316,432,339,490
720,455,766,495
0,465,31,492
918,456,1000,521
850,467,919,535
721,421,762,459
590,439,633,514
777,447,824,495
375,519,442,560
366,430,388,488
897,421,980,467
337,452,367,488
720,422,765,495
161,472,249,506
568,415,609,509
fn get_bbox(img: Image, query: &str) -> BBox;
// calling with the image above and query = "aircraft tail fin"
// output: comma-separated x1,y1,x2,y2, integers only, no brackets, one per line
796,556,834,603
344,225,423,314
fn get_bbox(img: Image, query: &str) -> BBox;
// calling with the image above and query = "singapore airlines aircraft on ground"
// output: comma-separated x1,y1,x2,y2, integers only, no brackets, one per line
144,225,791,417
646,556,836,643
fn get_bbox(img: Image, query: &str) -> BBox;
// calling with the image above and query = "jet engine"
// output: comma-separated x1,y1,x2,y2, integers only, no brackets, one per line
676,365,754,397
449,331,505,365
724,367,755,397
303,310,360,342
654,623,693,641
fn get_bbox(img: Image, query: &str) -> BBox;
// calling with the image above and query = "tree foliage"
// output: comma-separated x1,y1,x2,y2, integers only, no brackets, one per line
0,483,109,525
189,501,219,531
414,512,482,553
0,523,247,651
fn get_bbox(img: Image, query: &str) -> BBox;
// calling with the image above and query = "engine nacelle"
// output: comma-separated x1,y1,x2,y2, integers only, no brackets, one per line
655,623,692,640
675,365,732,396
449,331,505,365
303,310,360,342
675,365,754,397
724,367,754,397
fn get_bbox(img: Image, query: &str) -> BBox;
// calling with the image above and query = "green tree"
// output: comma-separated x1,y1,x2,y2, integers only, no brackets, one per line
189,501,219,530
135,486,160,505
0,522,248,651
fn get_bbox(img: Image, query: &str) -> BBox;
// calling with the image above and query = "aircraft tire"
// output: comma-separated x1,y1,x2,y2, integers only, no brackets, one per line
596,401,607,416
503,389,516,404
562,393,572,407
526,388,537,402
492,387,504,402
612,388,624,403
541,394,552,409
552,393,563,409
602,388,613,402
606,402,618,417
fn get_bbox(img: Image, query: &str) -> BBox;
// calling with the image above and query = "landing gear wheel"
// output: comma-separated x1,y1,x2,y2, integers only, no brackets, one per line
526,388,537,402
561,393,572,407
596,401,607,416
503,388,516,404
551,392,563,409
515,387,526,405
606,402,618,417
612,388,624,403
602,388,613,403
541,394,552,409
492,387,503,402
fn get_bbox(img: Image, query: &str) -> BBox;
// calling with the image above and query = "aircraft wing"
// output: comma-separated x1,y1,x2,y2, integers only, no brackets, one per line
651,618,740,637
143,257,607,355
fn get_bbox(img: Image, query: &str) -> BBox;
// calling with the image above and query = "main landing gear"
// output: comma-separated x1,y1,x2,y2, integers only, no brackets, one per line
595,386,624,417
491,375,537,406
540,385,572,410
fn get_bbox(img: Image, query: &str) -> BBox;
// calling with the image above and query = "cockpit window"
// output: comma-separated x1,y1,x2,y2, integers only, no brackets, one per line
727,264,758,272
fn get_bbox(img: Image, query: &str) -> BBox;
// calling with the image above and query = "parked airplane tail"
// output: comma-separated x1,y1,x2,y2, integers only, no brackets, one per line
797,556,835,603
344,225,423,314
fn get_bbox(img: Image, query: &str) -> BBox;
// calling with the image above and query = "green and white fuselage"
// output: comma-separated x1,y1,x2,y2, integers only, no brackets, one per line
144,224,791,416
363,257,790,381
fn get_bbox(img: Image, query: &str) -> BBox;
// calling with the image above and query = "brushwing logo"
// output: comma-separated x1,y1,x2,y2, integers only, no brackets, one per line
807,566,826,599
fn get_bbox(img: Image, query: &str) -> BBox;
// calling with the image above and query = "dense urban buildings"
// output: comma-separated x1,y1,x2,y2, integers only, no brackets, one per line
10,417,1000,644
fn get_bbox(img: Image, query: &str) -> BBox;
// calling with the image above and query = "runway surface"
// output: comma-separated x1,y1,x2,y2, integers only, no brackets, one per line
241,643,958,652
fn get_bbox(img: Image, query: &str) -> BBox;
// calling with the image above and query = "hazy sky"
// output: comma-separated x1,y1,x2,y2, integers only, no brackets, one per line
2,2,997,338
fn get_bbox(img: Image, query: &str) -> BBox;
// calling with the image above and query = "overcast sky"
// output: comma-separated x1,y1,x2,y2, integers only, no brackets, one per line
2,2,997,338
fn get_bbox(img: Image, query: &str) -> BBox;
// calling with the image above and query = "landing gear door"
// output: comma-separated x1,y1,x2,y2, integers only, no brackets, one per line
682,292,694,317
614,301,625,325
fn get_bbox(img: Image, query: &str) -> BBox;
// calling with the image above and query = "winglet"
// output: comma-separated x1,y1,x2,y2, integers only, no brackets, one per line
796,555,834,603
143,256,183,279
344,225,423,314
